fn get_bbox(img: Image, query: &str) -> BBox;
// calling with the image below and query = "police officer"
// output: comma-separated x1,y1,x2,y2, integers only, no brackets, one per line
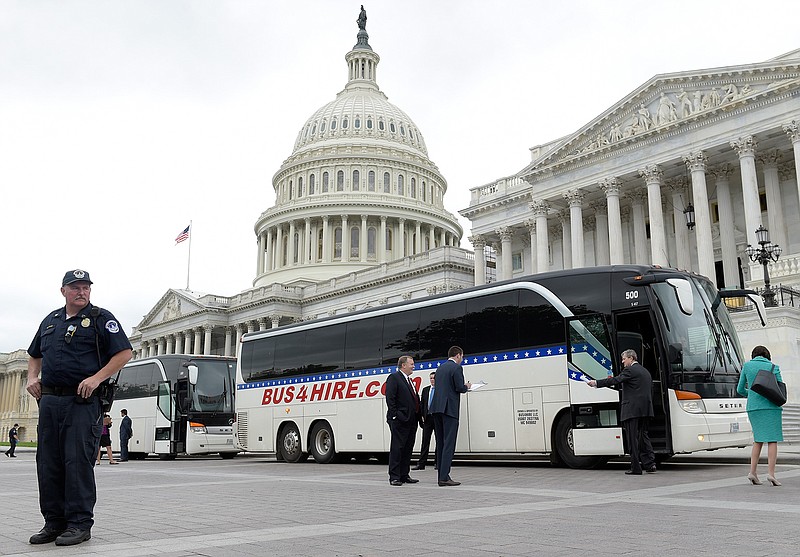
26,269,132,546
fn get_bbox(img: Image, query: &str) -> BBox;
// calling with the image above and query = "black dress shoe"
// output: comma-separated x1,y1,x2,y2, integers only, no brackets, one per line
411,464,425,470
645,466,657,474
438,479,461,486
402,477,419,483
625,470,643,475
389,479,403,486
30,526,65,544
55,527,91,546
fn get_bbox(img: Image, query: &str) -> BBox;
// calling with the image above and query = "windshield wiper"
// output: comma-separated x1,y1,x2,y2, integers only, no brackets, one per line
703,309,722,380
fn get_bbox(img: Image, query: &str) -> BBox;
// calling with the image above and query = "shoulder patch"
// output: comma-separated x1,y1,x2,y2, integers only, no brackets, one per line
105,320,120,334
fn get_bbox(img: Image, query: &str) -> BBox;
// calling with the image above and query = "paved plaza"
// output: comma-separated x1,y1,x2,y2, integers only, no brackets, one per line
2,447,800,556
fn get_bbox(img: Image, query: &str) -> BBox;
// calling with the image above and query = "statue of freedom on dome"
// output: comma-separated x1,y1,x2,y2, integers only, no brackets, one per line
357,5,367,31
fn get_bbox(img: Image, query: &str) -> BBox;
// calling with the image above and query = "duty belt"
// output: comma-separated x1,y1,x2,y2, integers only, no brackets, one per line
41,385,84,396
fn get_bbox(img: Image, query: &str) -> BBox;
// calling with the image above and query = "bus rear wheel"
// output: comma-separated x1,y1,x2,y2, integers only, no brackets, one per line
310,422,337,464
278,423,307,463
219,452,237,459
553,413,607,469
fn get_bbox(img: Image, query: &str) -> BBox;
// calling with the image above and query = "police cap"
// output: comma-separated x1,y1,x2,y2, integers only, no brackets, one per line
62,269,93,286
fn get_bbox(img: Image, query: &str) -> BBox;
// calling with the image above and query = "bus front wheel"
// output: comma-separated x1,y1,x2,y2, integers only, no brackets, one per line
278,423,307,463
553,413,607,469
219,452,237,459
310,422,337,464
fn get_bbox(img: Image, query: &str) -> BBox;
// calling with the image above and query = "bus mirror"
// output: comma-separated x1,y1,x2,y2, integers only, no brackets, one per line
744,292,767,327
668,342,683,364
666,278,693,315
187,364,199,386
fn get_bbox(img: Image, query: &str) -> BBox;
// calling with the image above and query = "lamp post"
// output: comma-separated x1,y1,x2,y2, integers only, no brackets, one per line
745,225,782,307
683,203,696,230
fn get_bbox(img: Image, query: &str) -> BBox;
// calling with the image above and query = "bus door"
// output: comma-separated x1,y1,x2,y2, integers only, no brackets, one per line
173,370,191,454
614,310,671,456
155,376,188,456
565,314,624,456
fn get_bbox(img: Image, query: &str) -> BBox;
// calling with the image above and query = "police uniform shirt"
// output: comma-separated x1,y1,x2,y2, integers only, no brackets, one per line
28,303,132,388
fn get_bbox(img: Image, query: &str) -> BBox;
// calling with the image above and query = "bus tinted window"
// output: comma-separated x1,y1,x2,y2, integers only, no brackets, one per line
519,289,565,348
241,336,276,382
419,300,465,360
345,316,384,370
117,363,158,400
466,291,518,354
305,324,345,375
274,330,309,377
382,309,420,365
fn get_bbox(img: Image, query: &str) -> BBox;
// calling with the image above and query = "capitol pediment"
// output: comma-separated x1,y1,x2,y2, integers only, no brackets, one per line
526,58,800,173
137,289,205,329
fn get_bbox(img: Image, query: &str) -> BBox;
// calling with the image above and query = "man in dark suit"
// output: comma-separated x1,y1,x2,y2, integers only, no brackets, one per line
119,409,133,462
412,371,436,470
588,349,656,475
385,355,420,486
429,346,471,486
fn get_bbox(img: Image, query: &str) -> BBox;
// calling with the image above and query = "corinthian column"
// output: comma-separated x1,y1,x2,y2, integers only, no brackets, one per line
639,164,668,266
709,165,739,288
783,121,800,210
558,210,572,270
525,219,537,272
470,234,487,286
665,178,691,271
601,178,623,264
758,150,787,250
497,226,514,279
563,190,585,268
626,190,649,264
684,151,715,282
731,136,761,246
590,202,609,266
530,200,550,273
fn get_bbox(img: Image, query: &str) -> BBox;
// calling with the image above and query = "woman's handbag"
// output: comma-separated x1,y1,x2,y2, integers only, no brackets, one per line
750,364,787,406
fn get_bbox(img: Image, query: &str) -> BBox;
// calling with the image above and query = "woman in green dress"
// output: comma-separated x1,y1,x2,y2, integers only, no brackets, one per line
737,345,783,486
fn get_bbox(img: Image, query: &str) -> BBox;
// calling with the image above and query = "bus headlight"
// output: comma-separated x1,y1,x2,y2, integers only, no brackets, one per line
189,422,207,434
678,399,706,413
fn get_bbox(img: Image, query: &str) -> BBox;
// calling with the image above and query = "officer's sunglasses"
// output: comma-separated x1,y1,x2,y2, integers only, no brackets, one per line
65,325,77,344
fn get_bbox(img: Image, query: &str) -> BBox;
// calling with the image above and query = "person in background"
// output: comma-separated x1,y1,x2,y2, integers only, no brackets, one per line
119,409,132,462
428,346,471,487
97,414,118,466
26,269,132,546
588,349,656,476
385,355,420,486
6,423,19,457
737,345,784,486
412,371,436,471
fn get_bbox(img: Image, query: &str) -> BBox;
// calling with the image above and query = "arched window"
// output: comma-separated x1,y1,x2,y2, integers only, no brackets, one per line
311,123,316,135
293,232,300,263
354,117,361,129
350,226,360,258
390,122,396,133
400,125,405,136
281,235,288,266
425,235,430,251
320,121,326,133
331,118,337,130
367,227,377,259
367,118,373,129
298,177,304,197
337,170,344,191
309,174,316,195
422,180,426,201
386,228,393,254
288,180,293,200
378,119,385,131
342,117,349,129
317,229,323,260
398,175,404,196
334,227,342,259
383,172,391,193
368,171,375,191
410,177,416,199
352,170,360,191
322,172,329,193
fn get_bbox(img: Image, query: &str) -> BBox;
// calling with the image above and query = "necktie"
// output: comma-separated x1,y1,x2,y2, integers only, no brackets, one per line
429,387,435,407
407,376,419,412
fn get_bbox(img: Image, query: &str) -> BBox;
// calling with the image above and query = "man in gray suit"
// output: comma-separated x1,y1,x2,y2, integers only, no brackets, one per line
588,349,656,475
429,346,471,486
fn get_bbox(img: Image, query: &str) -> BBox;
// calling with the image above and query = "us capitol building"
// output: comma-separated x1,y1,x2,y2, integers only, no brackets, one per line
2,9,799,440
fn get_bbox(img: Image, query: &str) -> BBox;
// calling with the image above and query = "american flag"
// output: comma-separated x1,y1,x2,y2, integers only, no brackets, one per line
175,225,190,244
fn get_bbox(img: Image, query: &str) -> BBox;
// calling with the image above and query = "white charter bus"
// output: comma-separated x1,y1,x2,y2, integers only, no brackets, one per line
234,266,765,468
112,355,239,460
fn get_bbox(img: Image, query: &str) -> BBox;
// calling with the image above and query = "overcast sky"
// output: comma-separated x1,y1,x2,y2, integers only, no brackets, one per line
1,0,797,352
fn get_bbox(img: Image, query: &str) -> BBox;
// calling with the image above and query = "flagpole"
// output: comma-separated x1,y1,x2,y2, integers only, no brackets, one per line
186,220,192,291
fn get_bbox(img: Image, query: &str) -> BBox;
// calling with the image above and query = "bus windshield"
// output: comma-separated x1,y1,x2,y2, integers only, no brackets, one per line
190,360,235,414
651,279,742,378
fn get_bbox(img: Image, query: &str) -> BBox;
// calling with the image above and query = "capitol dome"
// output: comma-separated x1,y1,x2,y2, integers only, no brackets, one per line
253,10,463,287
